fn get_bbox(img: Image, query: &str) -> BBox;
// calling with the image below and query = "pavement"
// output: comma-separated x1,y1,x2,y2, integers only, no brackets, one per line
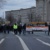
0,31,50,50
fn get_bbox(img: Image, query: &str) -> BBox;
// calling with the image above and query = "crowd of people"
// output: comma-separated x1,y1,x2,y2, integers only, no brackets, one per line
0,23,26,35
0,22,50,36
13,23,26,35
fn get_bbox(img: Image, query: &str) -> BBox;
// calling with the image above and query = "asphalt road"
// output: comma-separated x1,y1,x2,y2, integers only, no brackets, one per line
0,32,50,50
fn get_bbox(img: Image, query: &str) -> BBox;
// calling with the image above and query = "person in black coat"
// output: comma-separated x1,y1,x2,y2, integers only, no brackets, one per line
45,22,48,26
48,23,50,35
6,24,10,34
18,24,22,35
22,24,26,35
0,25,3,33
3,24,7,34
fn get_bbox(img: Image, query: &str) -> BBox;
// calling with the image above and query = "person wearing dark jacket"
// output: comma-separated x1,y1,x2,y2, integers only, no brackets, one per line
45,22,48,26
0,25,3,33
22,24,26,35
18,24,22,35
3,24,7,34
6,24,10,34
48,23,50,35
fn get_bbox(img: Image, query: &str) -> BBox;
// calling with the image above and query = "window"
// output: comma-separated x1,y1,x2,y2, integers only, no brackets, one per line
49,1,50,4
36,0,39,2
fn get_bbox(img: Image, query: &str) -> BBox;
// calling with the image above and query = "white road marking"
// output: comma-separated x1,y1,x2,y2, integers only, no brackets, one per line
0,38,5,44
36,34,50,39
36,38,50,47
42,36,50,39
16,35,29,50
42,35,50,39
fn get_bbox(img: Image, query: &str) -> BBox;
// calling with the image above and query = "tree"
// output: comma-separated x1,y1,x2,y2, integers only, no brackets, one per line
17,15,21,24
27,13,33,22
7,13,16,25
27,12,41,22
36,15,41,22
0,17,5,24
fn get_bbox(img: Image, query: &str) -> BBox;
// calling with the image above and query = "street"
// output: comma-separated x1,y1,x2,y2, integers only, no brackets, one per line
0,32,50,50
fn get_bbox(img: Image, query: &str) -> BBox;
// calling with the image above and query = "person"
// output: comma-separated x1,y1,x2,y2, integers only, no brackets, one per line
48,22,50,35
45,22,48,26
13,23,18,34
6,24,10,34
18,24,22,35
22,24,26,35
0,24,3,33
3,24,7,34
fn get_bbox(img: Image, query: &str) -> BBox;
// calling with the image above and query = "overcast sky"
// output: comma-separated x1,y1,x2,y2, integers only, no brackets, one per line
0,0,36,18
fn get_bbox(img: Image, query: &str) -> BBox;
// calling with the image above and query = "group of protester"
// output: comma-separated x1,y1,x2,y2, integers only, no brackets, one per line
0,24,13,33
0,22,50,36
13,23,26,35
0,23,26,35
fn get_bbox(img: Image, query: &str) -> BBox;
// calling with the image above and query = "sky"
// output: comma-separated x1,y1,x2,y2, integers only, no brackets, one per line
0,0,36,18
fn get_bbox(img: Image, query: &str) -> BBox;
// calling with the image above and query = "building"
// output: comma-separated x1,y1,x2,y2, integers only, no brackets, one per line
5,7,36,24
36,0,50,22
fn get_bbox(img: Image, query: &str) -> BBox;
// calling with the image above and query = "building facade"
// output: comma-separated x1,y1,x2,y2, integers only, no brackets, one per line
5,7,36,24
36,0,50,22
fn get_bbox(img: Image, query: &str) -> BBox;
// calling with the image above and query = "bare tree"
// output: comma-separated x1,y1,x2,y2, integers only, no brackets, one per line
36,15,41,22
0,17,5,24
27,12,41,22
27,13,33,22
17,15,21,24
7,13,16,25
0,0,6,8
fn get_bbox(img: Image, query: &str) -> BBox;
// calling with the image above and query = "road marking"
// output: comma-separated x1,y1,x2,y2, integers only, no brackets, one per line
42,36,50,39
34,33,50,39
0,38,5,44
38,35,50,39
36,38,50,47
16,35,29,50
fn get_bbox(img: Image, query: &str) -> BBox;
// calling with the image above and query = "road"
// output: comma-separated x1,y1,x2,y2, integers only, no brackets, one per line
0,32,50,50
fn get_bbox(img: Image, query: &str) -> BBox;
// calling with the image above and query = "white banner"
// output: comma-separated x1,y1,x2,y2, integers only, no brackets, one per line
26,27,48,31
